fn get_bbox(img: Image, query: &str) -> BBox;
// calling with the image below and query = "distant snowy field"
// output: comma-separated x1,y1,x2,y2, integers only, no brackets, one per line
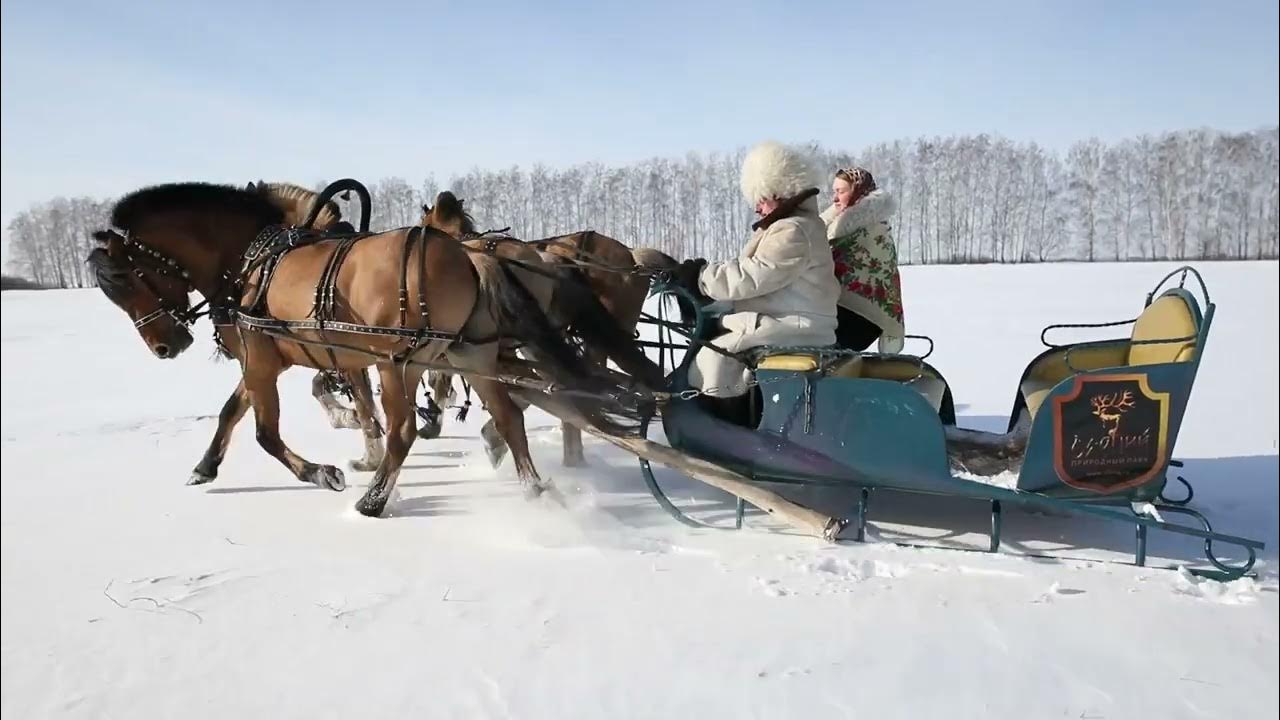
3,261,1277,720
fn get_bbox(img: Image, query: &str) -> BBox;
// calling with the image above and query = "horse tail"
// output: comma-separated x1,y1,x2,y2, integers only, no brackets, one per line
522,245,663,389
470,253,588,383
470,254,645,437
558,276,664,389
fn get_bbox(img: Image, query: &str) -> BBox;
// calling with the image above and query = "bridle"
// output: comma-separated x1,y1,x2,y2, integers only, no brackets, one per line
114,231,220,330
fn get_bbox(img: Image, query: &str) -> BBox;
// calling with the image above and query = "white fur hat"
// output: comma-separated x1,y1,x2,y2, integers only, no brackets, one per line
739,140,820,205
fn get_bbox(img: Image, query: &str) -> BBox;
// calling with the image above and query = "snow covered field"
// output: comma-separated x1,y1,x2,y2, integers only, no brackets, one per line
2,260,1277,719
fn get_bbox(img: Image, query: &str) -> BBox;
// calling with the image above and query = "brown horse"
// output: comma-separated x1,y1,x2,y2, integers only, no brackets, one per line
247,181,449,442
419,191,680,468
86,181,658,516
246,180,379,441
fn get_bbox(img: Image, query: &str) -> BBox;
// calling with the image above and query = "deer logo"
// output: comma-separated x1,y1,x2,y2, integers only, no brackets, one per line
1090,391,1135,441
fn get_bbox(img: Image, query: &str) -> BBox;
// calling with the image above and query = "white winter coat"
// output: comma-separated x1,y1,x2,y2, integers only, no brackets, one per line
689,195,841,396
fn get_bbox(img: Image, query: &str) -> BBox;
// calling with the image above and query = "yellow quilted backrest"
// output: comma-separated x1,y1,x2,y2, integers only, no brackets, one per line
752,351,865,371
756,354,863,376
1128,295,1198,366
756,354,819,372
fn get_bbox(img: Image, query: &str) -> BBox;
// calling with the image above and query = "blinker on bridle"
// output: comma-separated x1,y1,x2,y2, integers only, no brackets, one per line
114,230,207,330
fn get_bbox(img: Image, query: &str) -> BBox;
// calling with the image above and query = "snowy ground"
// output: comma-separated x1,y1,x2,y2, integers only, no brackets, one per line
3,261,1277,719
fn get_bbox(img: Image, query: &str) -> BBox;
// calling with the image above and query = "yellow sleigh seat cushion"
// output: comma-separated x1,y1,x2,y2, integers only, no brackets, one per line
756,354,820,372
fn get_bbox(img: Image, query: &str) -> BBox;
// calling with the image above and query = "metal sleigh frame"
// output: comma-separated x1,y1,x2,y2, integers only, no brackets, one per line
632,267,1266,582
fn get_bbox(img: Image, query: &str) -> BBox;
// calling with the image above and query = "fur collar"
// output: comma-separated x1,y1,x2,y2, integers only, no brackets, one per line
820,189,897,239
753,190,820,231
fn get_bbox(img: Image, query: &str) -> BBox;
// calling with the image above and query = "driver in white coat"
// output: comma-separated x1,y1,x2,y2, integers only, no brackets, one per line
672,141,841,423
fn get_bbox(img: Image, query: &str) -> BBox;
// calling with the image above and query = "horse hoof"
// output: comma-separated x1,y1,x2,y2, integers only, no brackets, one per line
544,487,568,508
187,470,215,486
823,518,848,543
355,495,387,517
527,482,566,507
348,458,380,472
303,464,346,492
484,443,509,470
562,456,588,469
416,417,442,441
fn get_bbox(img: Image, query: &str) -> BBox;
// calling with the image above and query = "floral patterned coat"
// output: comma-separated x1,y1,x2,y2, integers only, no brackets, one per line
820,189,905,354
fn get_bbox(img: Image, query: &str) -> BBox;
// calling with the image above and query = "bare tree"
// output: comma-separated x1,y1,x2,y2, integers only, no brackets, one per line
7,126,1277,288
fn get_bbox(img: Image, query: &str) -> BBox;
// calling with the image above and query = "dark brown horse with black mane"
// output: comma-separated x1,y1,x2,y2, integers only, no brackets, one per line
87,181,662,516
418,191,684,469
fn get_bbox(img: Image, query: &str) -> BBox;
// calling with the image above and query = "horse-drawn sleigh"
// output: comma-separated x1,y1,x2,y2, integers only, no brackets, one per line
86,178,1265,581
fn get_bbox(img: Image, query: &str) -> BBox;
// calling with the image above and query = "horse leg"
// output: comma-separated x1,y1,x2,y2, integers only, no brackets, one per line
476,387,533,470
554,350,588,468
561,423,586,468
354,364,423,517
473,378,551,499
188,379,250,485
347,368,386,472
313,370,360,429
476,389,584,470
246,365,346,491
479,417,510,469
417,370,454,440
416,392,444,441
560,345,604,468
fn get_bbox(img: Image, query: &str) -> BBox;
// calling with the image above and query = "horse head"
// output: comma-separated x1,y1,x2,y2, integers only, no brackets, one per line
88,181,286,360
420,191,477,238
87,228,195,359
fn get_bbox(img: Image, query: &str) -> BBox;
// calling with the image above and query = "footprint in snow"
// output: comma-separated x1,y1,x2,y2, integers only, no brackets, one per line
1032,582,1086,603
756,578,792,597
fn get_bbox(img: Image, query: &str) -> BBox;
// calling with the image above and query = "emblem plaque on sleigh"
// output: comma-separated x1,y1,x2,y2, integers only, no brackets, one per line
1051,374,1170,494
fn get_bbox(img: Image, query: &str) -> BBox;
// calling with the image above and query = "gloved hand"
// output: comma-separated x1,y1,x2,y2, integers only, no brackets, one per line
669,258,707,291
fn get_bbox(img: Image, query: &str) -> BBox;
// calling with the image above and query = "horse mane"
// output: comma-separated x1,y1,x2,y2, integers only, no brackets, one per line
455,204,478,235
254,181,343,230
111,182,284,233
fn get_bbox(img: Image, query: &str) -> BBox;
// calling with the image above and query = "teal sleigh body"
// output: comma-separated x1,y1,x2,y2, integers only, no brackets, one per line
637,267,1262,581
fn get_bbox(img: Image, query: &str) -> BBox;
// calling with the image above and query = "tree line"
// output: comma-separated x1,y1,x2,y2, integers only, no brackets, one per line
6,126,1277,290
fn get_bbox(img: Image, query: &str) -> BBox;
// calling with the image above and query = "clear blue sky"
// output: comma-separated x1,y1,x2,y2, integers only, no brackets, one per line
2,0,1277,260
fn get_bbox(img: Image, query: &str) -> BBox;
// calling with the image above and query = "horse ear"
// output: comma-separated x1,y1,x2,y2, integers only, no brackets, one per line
245,182,256,192
421,203,431,214
92,229,125,253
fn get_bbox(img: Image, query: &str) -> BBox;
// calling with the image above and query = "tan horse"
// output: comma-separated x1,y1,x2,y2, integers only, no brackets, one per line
246,180,380,438
86,181,658,516
256,181,669,491
419,191,680,468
